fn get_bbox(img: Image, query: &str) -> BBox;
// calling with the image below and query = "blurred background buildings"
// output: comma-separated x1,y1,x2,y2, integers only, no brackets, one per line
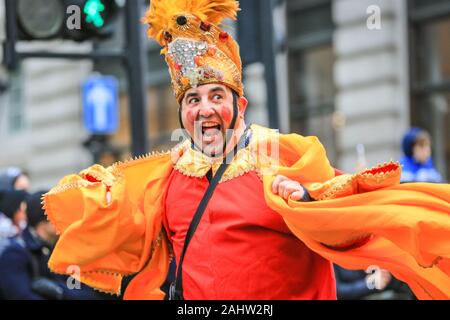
0,0,449,190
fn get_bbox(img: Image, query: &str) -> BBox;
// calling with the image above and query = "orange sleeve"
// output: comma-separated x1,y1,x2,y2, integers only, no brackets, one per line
262,132,450,299
43,153,174,297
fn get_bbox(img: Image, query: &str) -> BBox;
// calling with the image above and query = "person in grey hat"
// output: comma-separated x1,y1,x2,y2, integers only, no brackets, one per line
0,190,29,239
0,167,31,192
0,191,117,300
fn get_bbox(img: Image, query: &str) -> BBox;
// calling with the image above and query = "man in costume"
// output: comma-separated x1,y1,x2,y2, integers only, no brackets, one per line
43,0,450,300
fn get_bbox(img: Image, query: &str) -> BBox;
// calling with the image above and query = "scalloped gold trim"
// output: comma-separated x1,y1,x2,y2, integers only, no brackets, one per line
45,180,90,196
47,230,166,296
48,260,123,295
308,174,354,201
417,255,443,269
356,161,401,191
42,149,175,200
110,149,173,170
307,161,402,201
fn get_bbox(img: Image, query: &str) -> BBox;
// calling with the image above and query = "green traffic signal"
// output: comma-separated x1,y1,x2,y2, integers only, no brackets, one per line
84,0,106,28
14,0,123,41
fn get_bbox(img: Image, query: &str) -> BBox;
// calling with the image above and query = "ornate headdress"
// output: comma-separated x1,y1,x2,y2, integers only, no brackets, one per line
143,0,243,102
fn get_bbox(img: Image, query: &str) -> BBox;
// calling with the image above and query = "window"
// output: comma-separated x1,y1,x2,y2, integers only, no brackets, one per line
287,0,337,162
410,0,450,181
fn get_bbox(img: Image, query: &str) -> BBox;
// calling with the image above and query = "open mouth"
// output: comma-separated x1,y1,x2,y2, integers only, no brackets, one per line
201,122,222,135
199,121,222,144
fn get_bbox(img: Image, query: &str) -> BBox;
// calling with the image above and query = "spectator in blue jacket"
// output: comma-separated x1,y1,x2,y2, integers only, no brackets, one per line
400,128,443,183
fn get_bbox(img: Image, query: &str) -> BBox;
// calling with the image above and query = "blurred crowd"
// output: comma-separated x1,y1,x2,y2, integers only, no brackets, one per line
0,127,444,300
0,168,116,300
334,127,444,300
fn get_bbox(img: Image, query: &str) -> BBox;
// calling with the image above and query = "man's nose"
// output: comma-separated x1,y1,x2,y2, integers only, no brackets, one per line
198,100,216,117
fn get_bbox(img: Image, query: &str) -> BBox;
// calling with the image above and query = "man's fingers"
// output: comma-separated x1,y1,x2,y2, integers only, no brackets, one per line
273,176,306,201
290,190,304,201
279,181,295,199
281,182,303,200
272,175,288,194
278,182,287,198
282,184,294,199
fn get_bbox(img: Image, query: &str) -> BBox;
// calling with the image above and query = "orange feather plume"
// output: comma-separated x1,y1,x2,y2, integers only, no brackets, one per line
143,0,240,45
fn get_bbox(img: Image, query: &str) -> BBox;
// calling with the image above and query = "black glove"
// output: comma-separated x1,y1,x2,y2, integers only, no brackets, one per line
31,277,64,300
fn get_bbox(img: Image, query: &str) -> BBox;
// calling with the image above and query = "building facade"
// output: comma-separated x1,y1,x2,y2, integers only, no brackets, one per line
0,0,448,190
0,0,93,191
285,0,449,178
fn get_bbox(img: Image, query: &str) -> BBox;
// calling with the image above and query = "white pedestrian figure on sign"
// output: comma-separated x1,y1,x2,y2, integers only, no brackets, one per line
87,83,113,132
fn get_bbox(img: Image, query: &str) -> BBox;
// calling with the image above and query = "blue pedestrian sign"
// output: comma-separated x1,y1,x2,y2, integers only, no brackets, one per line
82,76,119,135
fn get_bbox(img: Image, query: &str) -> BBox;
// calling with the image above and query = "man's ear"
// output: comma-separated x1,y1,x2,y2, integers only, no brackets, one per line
237,96,248,116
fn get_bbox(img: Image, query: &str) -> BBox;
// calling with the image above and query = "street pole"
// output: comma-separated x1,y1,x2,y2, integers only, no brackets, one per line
260,0,280,129
3,0,18,70
124,0,149,157
3,0,150,159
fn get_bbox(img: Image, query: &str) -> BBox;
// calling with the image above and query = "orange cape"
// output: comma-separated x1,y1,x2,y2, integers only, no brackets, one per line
43,126,450,299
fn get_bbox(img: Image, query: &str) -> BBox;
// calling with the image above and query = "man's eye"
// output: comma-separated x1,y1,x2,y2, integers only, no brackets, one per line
212,95,223,101
189,98,200,104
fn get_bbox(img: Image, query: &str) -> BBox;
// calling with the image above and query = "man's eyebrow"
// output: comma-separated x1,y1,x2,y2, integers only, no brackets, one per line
185,92,199,101
209,87,226,94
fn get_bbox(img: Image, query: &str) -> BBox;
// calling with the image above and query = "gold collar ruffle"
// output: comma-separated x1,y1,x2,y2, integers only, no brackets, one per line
172,125,278,182
174,139,257,183
172,125,281,183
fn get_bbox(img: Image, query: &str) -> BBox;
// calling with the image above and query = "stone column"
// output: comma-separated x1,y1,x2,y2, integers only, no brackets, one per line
333,0,410,172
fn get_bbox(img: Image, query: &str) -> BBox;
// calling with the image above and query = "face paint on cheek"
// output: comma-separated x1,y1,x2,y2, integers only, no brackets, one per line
185,109,201,141
220,106,232,125
186,109,198,124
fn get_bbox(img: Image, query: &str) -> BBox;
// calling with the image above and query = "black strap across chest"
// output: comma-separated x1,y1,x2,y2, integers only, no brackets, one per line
169,128,249,300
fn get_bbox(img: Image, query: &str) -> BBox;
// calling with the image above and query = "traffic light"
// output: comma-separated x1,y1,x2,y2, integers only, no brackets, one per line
15,0,66,40
84,0,107,28
14,0,123,41
237,0,263,66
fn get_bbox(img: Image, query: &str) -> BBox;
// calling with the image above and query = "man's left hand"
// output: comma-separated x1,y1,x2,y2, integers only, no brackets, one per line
272,175,306,201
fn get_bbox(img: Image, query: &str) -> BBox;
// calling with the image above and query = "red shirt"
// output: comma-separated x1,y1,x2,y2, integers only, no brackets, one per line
164,170,337,300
